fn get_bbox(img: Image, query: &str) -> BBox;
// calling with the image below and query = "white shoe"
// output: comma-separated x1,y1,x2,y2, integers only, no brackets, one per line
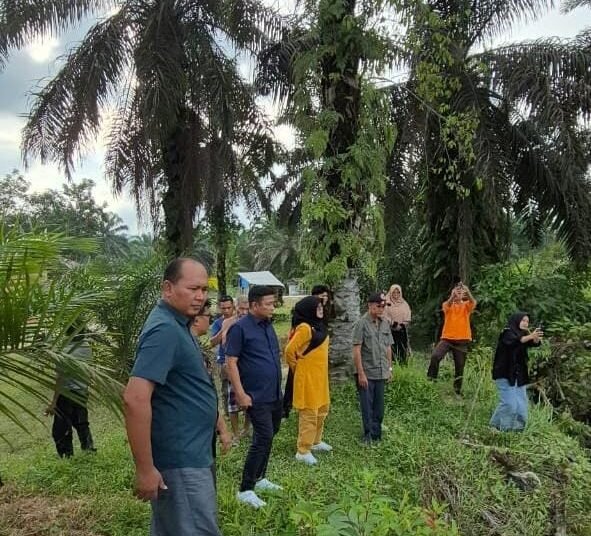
254,478,283,491
311,441,333,452
295,452,318,465
236,490,266,508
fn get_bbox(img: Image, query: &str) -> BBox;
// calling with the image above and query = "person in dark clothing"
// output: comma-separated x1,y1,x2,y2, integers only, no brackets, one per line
490,312,543,431
226,286,283,509
384,285,412,365
45,331,96,458
283,285,330,419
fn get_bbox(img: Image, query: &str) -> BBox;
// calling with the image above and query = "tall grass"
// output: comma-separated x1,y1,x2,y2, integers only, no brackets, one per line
1,355,590,535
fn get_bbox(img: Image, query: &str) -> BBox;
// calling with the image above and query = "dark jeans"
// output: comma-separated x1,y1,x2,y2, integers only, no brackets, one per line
427,339,469,394
356,377,385,441
240,400,282,492
282,368,294,418
391,325,409,365
52,393,95,457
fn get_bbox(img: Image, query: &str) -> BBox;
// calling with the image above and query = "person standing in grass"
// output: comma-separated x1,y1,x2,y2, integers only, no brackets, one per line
427,282,477,395
283,284,331,419
209,296,235,433
285,296,331,465
490,312,543,432
352,292,393,444
123,258,220,536
45,323,96,458
192,300,232,487
225,286,283,509
218,296,251,443
384,284,412,365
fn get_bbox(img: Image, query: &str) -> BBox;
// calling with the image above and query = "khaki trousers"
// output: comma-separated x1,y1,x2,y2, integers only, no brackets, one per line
297,404,330,454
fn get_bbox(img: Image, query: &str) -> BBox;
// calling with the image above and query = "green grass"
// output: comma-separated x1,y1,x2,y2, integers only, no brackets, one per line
1,353,590,535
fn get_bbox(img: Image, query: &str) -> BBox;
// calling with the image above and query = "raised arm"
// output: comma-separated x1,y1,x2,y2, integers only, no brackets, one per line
209,319,224,347
463,285,477,306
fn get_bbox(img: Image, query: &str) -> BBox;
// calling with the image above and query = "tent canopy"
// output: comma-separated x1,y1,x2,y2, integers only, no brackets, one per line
238,271,285,289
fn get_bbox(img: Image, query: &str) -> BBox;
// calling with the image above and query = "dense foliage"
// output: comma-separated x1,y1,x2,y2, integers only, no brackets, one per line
0,226,122,434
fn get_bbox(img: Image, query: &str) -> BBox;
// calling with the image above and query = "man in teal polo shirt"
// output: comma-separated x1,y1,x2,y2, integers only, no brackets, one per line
123,258,220,536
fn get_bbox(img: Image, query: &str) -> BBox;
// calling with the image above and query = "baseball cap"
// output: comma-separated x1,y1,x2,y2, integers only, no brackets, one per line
367,292,385,304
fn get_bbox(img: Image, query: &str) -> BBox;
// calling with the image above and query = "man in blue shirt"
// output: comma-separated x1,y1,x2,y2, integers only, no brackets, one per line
209,295,237,437
210,295,234,366
123,258,220,536
225,286,283,508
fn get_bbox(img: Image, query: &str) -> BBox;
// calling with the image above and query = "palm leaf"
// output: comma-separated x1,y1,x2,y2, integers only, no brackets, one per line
477,37,591,125
0,0,118,69
467,0,554,45
0,227,123,431
21,7,133,177
561,0,591,11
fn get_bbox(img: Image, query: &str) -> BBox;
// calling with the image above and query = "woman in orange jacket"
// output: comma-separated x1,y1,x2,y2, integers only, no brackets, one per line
285,296,331,465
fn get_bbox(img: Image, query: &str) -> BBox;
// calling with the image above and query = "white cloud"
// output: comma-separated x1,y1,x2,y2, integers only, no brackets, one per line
26,36,60,63
0,113,25,153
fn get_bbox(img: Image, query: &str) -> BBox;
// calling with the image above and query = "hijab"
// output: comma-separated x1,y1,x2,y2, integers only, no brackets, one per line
291,296,328,355
504,311,529,338
384,284,412,325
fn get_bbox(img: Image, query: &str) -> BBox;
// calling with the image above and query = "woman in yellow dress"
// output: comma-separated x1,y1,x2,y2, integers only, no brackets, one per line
285,296,331,465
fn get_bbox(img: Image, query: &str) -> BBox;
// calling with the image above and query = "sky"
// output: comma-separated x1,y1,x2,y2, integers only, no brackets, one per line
0,5,590,236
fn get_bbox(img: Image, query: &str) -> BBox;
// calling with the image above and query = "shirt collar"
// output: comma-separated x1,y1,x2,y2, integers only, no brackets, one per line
158,299,193,327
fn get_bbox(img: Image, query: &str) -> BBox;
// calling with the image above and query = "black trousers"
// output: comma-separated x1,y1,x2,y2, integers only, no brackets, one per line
52,394,95,457
282,368,294,418
240,400,282,492
427,339,469,394
391,326,409,365
356,377,385,441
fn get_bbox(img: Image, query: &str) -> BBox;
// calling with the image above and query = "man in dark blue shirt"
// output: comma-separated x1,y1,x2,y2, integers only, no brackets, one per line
225,286,283,509
123,258,220,536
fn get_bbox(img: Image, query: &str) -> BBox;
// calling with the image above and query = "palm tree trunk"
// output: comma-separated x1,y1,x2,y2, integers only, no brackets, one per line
161,175,192,256
211,201,228,297
329,274,360,382
162,110,199,257
319,0,362,381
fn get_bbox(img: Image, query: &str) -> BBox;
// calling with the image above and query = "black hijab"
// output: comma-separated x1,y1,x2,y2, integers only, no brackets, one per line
292,296,328,355
504,311,529,338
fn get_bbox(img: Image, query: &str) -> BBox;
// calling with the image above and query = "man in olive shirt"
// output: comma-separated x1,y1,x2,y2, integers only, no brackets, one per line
123,258,220,536
352,292,393,444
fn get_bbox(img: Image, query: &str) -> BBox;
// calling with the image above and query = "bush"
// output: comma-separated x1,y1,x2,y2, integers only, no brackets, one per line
474,243,591,345
530,321,591,431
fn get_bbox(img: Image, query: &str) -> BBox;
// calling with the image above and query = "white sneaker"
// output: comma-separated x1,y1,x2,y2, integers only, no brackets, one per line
311,441,333,452
236,490,266,508
295,452,318,465
254,478,283,491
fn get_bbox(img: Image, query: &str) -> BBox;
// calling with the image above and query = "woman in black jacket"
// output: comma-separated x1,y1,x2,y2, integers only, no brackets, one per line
490,312,543,431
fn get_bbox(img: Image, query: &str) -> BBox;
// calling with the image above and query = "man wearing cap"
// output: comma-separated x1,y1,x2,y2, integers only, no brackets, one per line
352,292,394,444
